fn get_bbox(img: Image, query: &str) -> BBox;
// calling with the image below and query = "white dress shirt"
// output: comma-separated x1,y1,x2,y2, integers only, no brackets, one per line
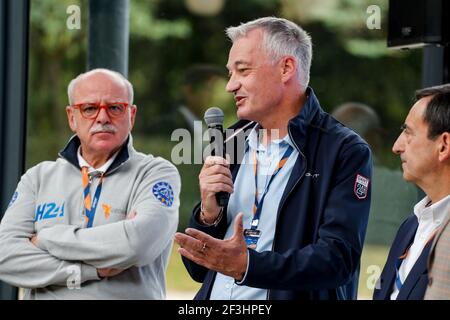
77,146,118,174
390,194,450,300
209,126,298,300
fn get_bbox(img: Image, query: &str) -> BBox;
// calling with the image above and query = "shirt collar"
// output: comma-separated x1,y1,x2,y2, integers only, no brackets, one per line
246,124,294,152
414,194,450,224
77,146,119,174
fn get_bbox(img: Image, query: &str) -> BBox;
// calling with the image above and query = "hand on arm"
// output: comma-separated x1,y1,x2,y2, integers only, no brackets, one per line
0,168,100,289
32,210,138,278
95,211,136,277
33,162,180,269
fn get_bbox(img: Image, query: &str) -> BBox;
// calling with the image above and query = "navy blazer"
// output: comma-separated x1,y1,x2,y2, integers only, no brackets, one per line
182,88,373,300
373,215,432,300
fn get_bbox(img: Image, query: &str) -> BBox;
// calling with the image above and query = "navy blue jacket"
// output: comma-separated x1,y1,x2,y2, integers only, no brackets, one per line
183,88,373,300
373,215,431,300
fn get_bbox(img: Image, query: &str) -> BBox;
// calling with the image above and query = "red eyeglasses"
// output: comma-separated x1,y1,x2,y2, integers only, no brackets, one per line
70,102,129,119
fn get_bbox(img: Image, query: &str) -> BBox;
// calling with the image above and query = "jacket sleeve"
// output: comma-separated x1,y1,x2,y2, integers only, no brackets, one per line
181,203,229,283
0,169,100,289
34,160,180,269
240,142,373,291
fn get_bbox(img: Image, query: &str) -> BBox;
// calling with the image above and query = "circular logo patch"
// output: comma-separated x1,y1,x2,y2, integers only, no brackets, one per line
152,182,174,207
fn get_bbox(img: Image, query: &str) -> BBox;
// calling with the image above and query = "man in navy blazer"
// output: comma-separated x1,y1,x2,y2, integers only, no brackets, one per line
373,84,450,300
175,17,372,300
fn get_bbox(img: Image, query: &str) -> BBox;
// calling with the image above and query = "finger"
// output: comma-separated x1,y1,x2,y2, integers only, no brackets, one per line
178,247,209,268
232,212,245,239
174,232,204,252
202,164,232,178
200,170,232,188
204,156,230,168
202,173,233,186
204,182,234,194
184,228,220,246
201,175,234,194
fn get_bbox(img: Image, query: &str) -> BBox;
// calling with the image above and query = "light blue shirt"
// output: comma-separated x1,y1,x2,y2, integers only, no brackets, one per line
209,125,298,300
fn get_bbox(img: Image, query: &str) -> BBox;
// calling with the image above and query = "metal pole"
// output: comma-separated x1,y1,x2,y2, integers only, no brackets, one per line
422,45,449,87
88,0,129,77
0,0,30,300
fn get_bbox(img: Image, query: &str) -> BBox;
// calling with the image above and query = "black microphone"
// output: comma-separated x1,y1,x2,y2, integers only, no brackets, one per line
204,107,230,208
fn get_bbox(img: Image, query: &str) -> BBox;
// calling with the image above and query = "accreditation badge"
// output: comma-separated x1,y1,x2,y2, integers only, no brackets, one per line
244,228,261,249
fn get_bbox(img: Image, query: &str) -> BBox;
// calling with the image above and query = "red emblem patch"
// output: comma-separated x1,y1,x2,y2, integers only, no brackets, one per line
354,174,370,200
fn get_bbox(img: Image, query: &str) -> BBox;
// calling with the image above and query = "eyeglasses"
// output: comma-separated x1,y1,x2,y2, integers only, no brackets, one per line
70,102,129,119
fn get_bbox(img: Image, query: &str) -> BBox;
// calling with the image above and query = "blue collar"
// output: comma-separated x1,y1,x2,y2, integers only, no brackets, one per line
287,87,326,153
59,135,131,175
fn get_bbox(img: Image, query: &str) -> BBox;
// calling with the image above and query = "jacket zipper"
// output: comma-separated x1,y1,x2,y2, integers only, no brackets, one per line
266,125,307,300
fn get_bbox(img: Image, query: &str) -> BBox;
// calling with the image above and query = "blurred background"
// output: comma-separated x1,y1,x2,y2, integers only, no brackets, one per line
5,0,429,299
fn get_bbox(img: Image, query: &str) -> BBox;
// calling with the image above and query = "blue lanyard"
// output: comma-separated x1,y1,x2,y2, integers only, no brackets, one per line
251,144,293,230
81,167,104,228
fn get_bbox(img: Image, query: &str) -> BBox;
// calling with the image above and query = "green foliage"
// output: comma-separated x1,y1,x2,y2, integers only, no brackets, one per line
130,0,191,40
30,0,86,52
282,0,391,59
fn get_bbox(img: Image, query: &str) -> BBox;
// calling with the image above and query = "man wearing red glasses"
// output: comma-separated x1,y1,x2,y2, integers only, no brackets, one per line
0,68,180,299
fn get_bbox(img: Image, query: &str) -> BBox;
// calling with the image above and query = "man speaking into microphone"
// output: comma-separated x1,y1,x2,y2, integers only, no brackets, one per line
174,17,372,300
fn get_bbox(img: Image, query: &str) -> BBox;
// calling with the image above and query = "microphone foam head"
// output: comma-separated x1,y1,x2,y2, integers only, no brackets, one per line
204,107,224,127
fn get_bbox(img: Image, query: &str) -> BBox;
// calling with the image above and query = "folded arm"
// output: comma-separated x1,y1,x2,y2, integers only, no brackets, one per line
0,170,99,289
35,161,181,269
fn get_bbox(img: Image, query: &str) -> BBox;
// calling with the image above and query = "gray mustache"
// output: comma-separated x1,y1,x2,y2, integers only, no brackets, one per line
90,124,117,134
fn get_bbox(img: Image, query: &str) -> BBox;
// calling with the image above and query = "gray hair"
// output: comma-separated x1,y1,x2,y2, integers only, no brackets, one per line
67,68,134,105
226,17,312,89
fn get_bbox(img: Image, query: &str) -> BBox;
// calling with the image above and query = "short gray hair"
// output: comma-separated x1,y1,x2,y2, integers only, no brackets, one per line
67,68,134,105
226,17,312,89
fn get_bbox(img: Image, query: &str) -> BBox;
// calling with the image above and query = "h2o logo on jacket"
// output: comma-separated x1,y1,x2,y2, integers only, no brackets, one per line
35,202,65,222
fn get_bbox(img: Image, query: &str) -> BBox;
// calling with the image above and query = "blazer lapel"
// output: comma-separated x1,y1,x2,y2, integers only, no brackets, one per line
428,210,450,266
380,217,418,299
397,239,433,299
